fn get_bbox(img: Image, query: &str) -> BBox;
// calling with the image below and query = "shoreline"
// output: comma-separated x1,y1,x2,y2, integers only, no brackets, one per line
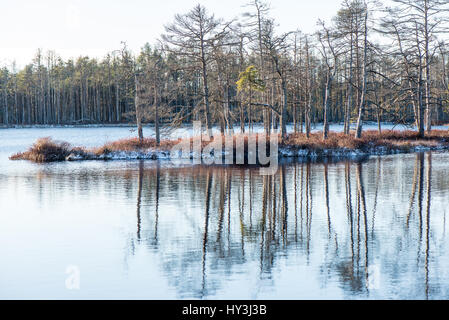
0,123,144,129
8,130,449,163
58,144,449,163
1,122,447,130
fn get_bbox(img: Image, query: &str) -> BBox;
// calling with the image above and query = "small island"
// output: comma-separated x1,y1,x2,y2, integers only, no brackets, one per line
10,129,449,163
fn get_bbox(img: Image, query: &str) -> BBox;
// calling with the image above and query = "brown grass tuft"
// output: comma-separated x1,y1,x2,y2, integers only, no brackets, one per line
283,130,449,151
283,132,364,150
91,137,180,155
9,137,71,162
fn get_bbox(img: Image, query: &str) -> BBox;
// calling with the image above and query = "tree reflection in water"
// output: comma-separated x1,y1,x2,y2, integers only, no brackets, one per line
7,152,448,299
122,152,441,298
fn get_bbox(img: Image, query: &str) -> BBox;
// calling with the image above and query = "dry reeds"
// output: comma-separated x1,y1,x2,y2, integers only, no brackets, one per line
9,137,72,162
283,130,449,151
91,137,180,155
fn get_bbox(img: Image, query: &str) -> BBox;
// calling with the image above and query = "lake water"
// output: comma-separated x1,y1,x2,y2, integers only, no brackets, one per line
1,126,449,299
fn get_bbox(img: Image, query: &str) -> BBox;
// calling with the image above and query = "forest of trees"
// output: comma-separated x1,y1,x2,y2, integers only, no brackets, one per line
1,0,449,140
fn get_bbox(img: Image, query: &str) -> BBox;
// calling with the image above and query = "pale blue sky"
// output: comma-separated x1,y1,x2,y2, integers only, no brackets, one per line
1,0,343,67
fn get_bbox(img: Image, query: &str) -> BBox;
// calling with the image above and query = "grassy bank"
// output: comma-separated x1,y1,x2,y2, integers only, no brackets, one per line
9,137,177,162
284,130,449,150
9,130,449,163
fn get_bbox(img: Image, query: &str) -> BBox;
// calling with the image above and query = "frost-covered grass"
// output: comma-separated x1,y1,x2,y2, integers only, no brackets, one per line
283,130,449,150
9,130,449,163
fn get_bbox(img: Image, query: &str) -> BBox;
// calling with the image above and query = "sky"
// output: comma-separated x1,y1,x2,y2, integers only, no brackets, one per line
0,0,343,68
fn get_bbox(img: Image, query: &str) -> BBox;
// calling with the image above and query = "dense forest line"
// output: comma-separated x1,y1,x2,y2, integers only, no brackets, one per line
1,0,449,140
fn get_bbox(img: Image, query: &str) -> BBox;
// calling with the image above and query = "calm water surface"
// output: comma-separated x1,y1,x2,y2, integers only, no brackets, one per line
1,127,449,299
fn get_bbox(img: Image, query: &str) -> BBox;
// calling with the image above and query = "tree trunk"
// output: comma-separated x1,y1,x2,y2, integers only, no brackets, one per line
135,75,144,143
200,43,212,136
154,86,160,146
355,9,368,139
280,79,288,139
344,30,354,135
424,2,432,133
323,71,331,140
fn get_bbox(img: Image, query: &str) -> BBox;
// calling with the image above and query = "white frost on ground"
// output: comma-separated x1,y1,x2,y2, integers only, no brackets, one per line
67,143,449,162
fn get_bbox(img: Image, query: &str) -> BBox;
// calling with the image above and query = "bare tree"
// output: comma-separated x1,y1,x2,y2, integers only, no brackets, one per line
261,19,292,139
389,0,449,132
354,0,369,139
134,73,145,142
335,0,358,134
243,0,272,133
317,20,341,139
162,4,233,135
304,35,313,138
